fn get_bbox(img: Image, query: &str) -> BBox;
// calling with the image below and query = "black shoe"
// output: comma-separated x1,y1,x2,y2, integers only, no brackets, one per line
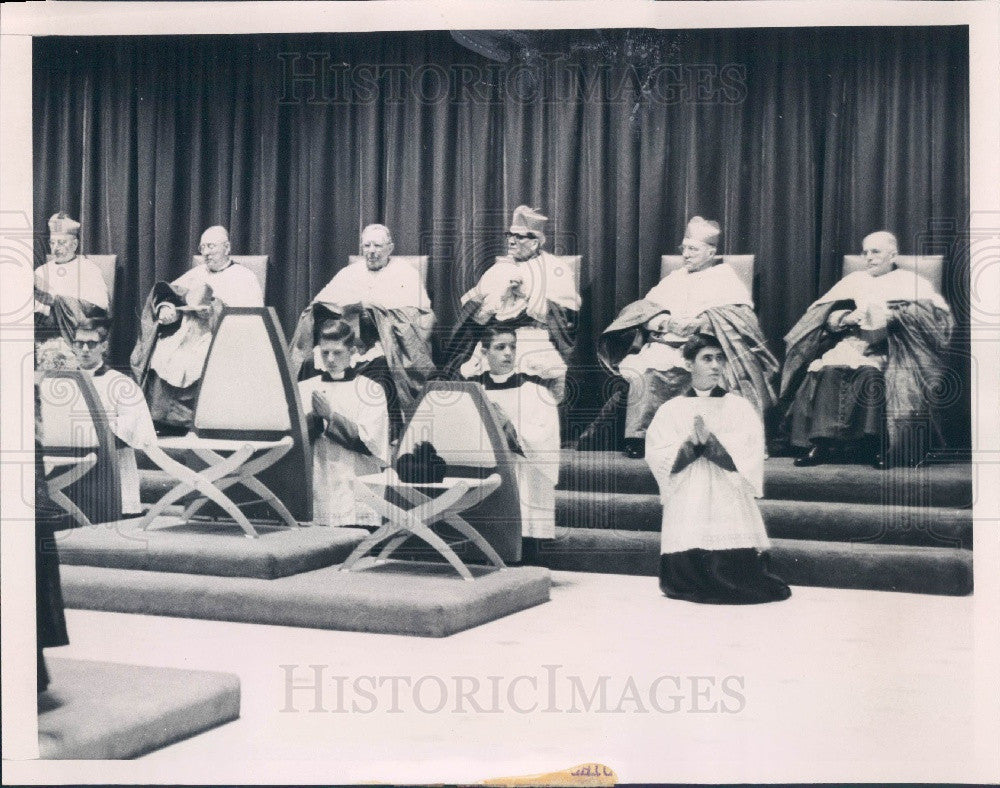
872,453,889,470
624,439,645,459
793,446,827,467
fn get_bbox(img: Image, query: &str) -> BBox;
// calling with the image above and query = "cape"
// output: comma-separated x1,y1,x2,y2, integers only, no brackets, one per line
34,285,108,346
780,271,954,450
598,298,778,415
129,280,225,386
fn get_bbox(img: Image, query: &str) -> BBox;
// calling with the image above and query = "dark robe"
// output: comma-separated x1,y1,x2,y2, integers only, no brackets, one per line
34,285,108,348
34,387,69,692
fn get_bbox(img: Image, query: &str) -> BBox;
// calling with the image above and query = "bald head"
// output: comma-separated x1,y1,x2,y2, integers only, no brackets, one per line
200,226,231,271
360,224,394,271
862,230,898,277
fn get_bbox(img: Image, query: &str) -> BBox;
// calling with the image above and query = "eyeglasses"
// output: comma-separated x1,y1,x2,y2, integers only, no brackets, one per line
506,232,536,241
72,339,103,349
200,242,226,251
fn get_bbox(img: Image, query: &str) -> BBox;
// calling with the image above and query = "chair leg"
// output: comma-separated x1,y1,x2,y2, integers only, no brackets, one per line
141,445,259,537
47,486,94,529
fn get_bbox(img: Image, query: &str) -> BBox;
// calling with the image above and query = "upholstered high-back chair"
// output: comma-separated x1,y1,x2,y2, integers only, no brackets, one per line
660,255,756,295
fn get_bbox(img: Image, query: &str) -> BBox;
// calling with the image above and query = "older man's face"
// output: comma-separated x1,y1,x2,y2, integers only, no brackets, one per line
680,240,715,272
506,231,541,262
49,234,79,264
361,228,393,271
200,229,231,272
863,235,897,277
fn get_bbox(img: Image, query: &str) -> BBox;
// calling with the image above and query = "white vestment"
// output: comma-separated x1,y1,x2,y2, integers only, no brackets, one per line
150,263,263,387
631,263,752,374
34,256,110,311
807,268,950,372
645,262,753,318
645,390,770,555
298,373,389,527
460,251,580,380
83,366,157,515
313,257,430,311
474,372,561,539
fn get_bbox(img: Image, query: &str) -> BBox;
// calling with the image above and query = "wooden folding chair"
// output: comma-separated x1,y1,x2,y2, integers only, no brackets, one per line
38,370,121,527
139,307,312,538
340,381,524,579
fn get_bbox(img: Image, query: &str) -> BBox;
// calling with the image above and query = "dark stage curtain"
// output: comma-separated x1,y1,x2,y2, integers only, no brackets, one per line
33,27,970,447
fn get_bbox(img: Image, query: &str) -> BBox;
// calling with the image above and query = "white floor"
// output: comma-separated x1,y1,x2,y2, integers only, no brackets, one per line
30,572,987,784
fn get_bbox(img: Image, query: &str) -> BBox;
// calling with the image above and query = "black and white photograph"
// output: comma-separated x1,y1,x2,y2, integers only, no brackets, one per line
1,1,998,784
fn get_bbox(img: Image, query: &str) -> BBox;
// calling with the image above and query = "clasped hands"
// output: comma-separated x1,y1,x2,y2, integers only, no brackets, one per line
690,415,712,446
475,277,527,322
311,390,334,421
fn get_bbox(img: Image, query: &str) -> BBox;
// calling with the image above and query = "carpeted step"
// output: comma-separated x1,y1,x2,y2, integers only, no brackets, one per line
558,451,973,507
38,658,239,759
60,562,551,637
537,527,973,596
555,491,972,549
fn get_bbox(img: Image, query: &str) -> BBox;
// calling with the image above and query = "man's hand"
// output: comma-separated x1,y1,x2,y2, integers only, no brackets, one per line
841,310,863,328
692,415,711,445
311,390,333,420
156,302,180,325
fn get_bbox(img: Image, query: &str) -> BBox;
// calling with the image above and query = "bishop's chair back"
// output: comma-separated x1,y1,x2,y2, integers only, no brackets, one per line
193,254,269,296
396,380,522,562
843,254,944,293
37,369,122,523
660,255,756,295
192,307,312,520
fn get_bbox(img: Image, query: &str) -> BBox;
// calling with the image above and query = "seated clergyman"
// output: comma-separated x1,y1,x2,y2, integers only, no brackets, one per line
645,333,791,605
583,216,778,459
71,319,157,516
298,319,390,527
290,223,435,439
781,231,953,469
444,205,580,403
464,326,560,565
34,212,110,346
129,225,263,433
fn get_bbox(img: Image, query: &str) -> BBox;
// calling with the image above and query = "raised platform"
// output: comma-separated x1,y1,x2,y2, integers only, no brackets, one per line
38,657,239,759
559,451,973,507
557,491,972,548
536,527,973,596
55,521,368,579
59,561,551,637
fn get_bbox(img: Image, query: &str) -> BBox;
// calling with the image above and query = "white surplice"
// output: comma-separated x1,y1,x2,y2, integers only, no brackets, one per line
34,256,110,311
473,372,561,539
459,251,580,380
150,263,264,387
83,365,157,515
313,257,430,311
645,389,770,555
298,372,390,527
